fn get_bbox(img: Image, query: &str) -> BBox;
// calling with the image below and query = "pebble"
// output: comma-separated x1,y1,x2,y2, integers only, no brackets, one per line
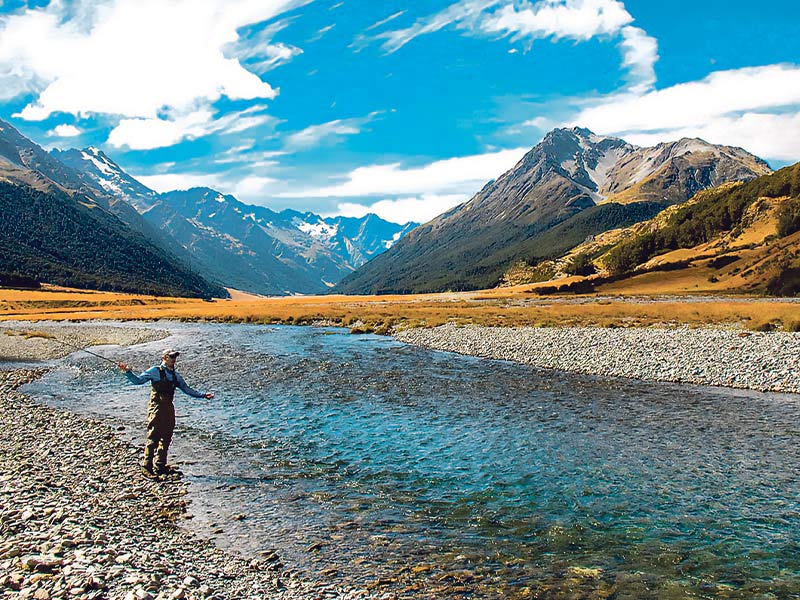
0,369,391,599
395,323,800,394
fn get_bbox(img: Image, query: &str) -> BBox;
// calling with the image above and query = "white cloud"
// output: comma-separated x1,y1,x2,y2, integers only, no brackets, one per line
281,147,528,198
575,64,800,133
0,0,307,128
372,0,637,51
373,0,499,53
50,124,81,137
619,25,657,93
367,10,407,32
135,172,226,193
230,19,304,72
107,105,277,150
572,63,800,161
283,112,382,151
333,194,468,224
478,0,632,41
369,1,655,96
232,175,279,200
623,112,800,163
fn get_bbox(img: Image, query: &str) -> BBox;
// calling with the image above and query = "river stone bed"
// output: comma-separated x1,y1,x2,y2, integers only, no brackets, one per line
0,324,170,362
395,324,800,394
0,369,387,600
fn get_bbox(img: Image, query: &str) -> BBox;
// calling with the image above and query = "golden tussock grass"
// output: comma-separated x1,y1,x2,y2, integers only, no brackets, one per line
1,285,798,332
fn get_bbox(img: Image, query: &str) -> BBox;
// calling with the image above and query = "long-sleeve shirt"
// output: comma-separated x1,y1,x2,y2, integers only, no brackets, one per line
123,362,206,398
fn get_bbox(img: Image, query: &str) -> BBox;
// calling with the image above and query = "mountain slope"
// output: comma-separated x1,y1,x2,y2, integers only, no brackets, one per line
526,164,800,297
0,120,225,297
336,127,771,294
59,146,417,295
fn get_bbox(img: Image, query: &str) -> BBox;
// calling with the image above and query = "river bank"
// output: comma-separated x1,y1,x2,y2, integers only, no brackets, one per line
1,368,374,600
394,323,800,394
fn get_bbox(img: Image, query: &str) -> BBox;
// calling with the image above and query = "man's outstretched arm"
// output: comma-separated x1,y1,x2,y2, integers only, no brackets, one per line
117,363,158,385
175,372,215,399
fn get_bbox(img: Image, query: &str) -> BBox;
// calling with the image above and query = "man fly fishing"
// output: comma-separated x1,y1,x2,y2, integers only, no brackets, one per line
117,349,214,478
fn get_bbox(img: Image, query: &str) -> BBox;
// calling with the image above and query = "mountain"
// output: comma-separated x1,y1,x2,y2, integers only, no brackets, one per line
335,127,772,294
526,163,800,297
60,149,417,295
0,120,226,297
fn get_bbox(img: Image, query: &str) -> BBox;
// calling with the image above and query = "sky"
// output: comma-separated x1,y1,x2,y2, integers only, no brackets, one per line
1,0,799,224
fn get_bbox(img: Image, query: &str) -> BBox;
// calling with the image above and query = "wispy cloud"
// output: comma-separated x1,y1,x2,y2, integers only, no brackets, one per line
365,1,656,94
619,25,658,93
572,63,800,161
107,105,278,150
0,0,309,145
332,194,468,225
478,0,633,41
283,111,383,151
366,10,407,32
280,147,528,197
230,18,304,73
373,0,498,53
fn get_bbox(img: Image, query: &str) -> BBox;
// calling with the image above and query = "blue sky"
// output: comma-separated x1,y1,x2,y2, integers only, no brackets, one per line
1,0,799,224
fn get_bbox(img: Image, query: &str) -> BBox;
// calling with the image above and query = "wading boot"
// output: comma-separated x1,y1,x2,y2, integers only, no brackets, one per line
141,462,156,479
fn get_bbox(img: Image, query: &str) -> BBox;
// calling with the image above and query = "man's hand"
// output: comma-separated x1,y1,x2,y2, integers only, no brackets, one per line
204,392,215,399
117,362,130,371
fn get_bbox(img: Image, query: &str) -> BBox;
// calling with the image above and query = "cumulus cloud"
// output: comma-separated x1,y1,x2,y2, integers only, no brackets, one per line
281,147,528,198
333,194,468,224
283,112,382,151
50,124,81,137
572,63,800,161
0,0,307,144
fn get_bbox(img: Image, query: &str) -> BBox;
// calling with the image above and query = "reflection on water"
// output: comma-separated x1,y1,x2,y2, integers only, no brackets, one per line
23,322,800,598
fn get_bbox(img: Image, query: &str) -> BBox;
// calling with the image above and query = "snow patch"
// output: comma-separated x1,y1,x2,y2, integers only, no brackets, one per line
81,151,116,177
383,231,403,249
296,220,338,238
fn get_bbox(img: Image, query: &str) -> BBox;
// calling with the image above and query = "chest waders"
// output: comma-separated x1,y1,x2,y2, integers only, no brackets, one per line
143,367,177,474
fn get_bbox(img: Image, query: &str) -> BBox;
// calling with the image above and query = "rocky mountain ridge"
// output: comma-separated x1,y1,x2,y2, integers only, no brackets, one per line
335,127,771,294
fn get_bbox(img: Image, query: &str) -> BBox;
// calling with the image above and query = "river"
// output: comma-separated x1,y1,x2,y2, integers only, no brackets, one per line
22,322,800,598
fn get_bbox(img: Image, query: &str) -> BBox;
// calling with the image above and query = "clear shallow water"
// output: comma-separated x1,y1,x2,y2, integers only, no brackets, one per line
22,322,800,598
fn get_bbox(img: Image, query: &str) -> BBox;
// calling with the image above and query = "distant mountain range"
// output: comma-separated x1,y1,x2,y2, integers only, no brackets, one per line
335,127,772,294
56,147,416,295
0,119,416,296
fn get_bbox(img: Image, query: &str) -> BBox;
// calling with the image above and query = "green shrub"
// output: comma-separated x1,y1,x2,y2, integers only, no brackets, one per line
565,253,596,276
777,198,800,237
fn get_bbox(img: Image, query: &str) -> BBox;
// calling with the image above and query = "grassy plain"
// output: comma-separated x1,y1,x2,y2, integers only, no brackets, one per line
1,285,798,332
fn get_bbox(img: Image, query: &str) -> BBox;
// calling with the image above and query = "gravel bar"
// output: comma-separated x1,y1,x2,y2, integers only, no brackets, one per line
395,323,800,394
0,324,170,362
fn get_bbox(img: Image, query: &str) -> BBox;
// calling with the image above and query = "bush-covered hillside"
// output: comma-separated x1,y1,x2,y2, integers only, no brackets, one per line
605,164,800,275
0,181,227,297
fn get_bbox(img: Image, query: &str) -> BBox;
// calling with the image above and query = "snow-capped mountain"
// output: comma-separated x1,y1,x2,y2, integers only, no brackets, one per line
54,147,158,205
58,148,417,295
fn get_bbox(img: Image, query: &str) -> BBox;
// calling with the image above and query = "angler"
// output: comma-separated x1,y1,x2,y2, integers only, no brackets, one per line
118,349,214,478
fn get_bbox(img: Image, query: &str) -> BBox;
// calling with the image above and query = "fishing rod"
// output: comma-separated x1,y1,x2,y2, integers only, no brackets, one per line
21,330,120,366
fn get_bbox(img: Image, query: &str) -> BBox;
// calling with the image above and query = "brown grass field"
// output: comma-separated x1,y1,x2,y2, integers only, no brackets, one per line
1,285,798,332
